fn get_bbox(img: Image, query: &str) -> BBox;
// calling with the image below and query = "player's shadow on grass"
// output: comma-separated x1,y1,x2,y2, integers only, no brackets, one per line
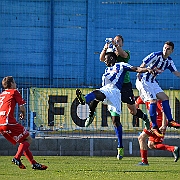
77,169,179,173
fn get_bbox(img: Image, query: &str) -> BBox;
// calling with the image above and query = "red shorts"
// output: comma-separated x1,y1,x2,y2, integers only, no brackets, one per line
143,128,165,143
0,124,29,145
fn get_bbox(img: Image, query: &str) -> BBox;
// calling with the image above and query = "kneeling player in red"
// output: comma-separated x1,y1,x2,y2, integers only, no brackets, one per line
136,97,179,165
0,76,48,170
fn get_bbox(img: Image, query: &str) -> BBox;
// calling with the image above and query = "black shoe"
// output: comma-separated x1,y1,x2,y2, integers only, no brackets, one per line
12,158,26,169
76,89,86,105
32,163,48,170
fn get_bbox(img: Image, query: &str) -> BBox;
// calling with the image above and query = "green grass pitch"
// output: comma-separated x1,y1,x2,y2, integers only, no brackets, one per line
0,156,179,180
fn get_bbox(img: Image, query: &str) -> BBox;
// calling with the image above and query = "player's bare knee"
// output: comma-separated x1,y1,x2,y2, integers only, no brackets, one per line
138,135,142,142
138,135,145,144
130,110,136,115
127,105,137,115
113,121,121,127
148,141,154,149
112,116,121,127
25,135,32,144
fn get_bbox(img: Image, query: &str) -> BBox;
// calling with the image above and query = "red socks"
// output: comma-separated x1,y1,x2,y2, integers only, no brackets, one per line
140,149,148,164
14,141,30,160
24,148,37,164
140,144,174,164
154,143,174,152
14,141,37,164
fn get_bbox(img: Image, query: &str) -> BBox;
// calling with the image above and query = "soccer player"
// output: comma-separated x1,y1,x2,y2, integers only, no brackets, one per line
99,35,150,130
137,41,180,137
0,76,48,170
76,51,154,160
136,96,179,166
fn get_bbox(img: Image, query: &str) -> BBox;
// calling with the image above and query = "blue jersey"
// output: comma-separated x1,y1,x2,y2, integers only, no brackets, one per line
102,62,133,90
142,51,177,83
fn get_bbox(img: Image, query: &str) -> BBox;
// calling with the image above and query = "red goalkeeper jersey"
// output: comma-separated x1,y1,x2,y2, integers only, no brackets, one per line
0,89,25,125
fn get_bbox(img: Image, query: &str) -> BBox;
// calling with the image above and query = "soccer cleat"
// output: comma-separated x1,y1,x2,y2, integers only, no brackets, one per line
76,89,86,105
168,120,180,128
12,158,26,169
32,163,48,170
143,115,150,130
173,146,179,162
151,127,164,138
137,162,149,166
117,147,124,160
85,112,96,127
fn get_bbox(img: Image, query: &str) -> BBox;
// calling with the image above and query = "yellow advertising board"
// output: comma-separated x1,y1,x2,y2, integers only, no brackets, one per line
29,88,180,131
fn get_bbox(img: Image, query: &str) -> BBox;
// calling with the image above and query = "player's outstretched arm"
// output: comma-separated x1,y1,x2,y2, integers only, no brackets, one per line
173,71,180,78
100,43,109,62
131,66,154,74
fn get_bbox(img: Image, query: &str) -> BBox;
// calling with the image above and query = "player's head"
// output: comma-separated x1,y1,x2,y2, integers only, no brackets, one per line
2,76,16,89
104,52,117,67
114,34,124,47
164,41,174,50
163,41,174,57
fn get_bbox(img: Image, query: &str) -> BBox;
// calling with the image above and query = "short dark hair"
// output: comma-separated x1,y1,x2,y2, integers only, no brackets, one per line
116,34,124,43
165,41,174,50
2,76,14,89
105,52,117,60
105,52,117,67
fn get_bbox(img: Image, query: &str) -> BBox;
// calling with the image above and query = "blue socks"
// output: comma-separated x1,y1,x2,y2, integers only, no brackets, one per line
85,92,96,104
114,125,123,148
149,100,173,128
149,103,157,128
162,100,173,121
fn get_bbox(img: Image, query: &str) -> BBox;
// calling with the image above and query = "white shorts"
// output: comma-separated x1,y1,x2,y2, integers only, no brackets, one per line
136,78,163,102
99,86,121,115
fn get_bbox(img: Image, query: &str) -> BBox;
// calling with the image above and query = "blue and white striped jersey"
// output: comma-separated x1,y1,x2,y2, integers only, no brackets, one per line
142,51,177,83
102,62,133,90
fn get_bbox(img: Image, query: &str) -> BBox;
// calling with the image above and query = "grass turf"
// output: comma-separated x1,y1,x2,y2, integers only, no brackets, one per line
0,156,179,180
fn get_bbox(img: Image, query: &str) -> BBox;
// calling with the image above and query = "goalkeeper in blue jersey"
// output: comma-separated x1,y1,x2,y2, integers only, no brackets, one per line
76,51,154,160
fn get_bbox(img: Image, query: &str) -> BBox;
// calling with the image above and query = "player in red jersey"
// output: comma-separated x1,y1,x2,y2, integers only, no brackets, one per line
0,76,48,170
136,96,179,165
